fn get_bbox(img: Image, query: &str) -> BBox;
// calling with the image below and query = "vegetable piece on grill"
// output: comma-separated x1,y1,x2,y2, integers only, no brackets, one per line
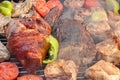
43,35,59,64
12,0,33,17
85,60,120,80
0,6,11,16
35,0,50,17
84,0,100,8
0,62,19,80
105,0,119,15
35,0,63,17
0,1,13,17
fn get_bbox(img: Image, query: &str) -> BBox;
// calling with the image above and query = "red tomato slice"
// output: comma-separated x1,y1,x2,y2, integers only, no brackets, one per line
47,0,63,12
0,62,19,80
35,1,50,17
84,0,100,8
17,74,43,80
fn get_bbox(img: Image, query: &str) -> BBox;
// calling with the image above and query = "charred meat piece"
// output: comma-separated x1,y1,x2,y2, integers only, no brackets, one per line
44,7,62,27
54,19,97,66
85,60,120,80
17,74,43,80
0,41,10,62
12,0,33,17
6,17,51,74
44,59,78,80
53,0,97,66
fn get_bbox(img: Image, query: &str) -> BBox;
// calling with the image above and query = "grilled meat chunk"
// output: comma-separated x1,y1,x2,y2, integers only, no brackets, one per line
0,41,10,62
53,0,97,66
6,17,51,73
86,21,111,44
96,38,120,65
54,19,97,66
85,60,120,80
12,0,33,17
44,59,78,80
0,13,11,35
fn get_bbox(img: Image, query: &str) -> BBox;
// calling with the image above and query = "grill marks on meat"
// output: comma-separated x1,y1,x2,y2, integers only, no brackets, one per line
85,60,120,80
54,19,97,66
6,18,51,73
86,21,111,44
44,59,78,80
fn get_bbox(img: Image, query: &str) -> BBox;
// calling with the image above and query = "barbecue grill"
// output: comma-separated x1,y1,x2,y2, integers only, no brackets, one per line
0,0,99,80
0,35,98,80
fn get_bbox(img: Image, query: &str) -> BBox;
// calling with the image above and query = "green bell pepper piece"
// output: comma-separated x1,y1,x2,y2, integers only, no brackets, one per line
0,6,11,17
43,35,59,64
1,1,13,12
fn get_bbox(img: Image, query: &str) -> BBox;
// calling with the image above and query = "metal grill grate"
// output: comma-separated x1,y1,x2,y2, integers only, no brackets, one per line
0,35,99,80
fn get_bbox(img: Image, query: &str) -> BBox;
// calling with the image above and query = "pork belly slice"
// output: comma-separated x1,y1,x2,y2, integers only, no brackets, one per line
85,60,120,80
96,38,120,65
44,59,78,80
